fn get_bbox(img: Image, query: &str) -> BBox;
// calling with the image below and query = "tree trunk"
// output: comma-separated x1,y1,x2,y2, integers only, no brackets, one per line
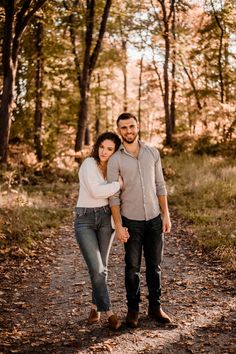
105,77,109,130
34,19,44,162
0,0,48,164
163,54,171,145
122,40,128,112
224,41,229,102
163,24,171,145
0,1,15,163
138,56,143,140
218,27,224,103
210,0,224,103
95,73,101,138
157,0,175,146
75,88,88,151
170,72,176,134
170,6,176,134
84,125,90,145
0,70,16,163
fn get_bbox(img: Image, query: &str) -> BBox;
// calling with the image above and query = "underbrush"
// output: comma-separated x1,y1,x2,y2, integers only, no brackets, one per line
0,164,78,259
169,135,236,158
164,153,236,271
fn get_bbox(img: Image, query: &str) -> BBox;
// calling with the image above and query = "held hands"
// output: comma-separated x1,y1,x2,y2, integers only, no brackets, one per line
116,225,130,243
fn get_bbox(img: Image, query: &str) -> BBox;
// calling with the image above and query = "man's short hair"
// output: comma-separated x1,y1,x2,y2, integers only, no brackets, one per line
116,112,137,125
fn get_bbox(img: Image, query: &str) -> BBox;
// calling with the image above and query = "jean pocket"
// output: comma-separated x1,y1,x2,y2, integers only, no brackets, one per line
103,205,111,215
75,207,86,217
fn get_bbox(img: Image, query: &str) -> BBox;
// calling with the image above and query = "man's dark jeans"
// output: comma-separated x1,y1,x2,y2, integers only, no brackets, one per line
122,214,164,312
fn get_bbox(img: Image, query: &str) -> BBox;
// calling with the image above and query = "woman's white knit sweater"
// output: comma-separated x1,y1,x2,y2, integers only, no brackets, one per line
76,157,120,208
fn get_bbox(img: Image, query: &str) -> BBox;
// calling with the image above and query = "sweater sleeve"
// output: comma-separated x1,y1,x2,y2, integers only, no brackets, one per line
80,158,120,199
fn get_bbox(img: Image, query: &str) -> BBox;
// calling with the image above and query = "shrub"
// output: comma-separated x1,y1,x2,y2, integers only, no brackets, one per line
193,135,220,155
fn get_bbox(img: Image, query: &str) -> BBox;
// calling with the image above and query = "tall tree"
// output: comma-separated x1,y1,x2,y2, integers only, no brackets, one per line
94,73,101,137
0,0,48,164
65,0,112,153
34,16,44,161
170,4,176,133
151,0,175,146
209,0,225,103
120,23,128,112
138,56,143,139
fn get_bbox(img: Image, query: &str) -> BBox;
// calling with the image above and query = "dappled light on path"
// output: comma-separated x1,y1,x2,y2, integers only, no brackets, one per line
0,212,235,353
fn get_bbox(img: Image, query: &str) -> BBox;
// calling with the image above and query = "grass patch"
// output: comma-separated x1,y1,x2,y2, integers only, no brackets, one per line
164,154,236,270
0,206,70,250
0,164,78,257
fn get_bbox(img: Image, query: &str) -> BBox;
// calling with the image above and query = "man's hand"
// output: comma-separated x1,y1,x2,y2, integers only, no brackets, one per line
116,225,130,243
158,195,171,234
162,213,171,233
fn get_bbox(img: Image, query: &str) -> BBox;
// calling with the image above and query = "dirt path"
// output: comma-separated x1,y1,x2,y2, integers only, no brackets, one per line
0,210,235,354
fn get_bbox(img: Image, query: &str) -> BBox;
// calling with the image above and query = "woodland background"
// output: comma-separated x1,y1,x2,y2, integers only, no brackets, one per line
0,0,235,269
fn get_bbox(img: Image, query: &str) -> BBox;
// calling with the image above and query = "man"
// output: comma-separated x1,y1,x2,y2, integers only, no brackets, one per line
107,112,171,328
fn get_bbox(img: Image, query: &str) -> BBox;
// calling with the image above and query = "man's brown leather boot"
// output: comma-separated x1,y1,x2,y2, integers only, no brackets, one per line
126,311,139,328
148,307,171,324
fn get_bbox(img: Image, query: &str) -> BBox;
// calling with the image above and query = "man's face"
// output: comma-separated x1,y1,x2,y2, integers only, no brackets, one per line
117,118,139,144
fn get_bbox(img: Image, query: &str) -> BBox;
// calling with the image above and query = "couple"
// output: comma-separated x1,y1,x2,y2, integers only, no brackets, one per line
74,112,171,330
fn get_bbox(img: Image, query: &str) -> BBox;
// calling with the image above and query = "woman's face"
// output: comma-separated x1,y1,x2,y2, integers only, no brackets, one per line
98,139,116,163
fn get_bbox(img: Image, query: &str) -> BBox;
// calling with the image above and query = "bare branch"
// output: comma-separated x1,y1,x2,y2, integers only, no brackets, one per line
183,65,202,110
11,0,47,64
16,0,32,23
14,0,47,42
168,0,175,22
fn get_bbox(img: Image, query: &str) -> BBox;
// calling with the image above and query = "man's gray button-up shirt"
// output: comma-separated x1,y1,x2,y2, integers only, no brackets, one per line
107,141,167,221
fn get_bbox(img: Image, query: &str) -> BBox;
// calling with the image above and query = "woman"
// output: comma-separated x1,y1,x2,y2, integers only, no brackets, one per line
74,132,122,330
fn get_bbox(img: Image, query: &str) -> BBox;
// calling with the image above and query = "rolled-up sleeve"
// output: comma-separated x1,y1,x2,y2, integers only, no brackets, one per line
107,155,121,207
154,150,167,196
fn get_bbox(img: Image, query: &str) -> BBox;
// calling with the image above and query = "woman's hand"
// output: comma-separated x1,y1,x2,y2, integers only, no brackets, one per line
116,225,129,243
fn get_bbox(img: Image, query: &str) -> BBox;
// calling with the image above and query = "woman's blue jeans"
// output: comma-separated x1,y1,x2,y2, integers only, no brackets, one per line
74,205,114,312
122,214,164,312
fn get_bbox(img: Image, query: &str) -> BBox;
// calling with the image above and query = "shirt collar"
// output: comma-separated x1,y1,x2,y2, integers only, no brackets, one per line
119,140,145,152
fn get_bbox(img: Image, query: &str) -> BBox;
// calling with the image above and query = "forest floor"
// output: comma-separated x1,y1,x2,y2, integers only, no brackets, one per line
0,191,235,354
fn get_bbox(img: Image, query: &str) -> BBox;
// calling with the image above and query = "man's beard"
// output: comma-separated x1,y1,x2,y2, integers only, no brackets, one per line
122,133,138,144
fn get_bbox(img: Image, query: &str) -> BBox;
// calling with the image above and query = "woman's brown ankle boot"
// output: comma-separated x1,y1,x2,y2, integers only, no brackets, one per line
87,309,100,324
